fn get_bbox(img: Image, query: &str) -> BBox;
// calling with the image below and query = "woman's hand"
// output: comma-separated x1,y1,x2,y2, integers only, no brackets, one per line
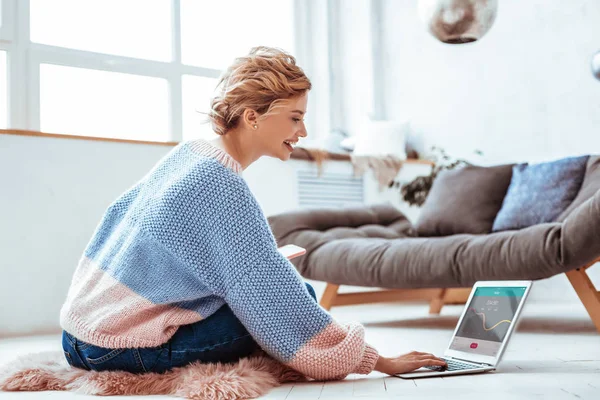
374,351,447,375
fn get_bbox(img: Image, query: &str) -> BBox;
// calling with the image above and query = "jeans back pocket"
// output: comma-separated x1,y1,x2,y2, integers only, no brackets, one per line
81,345,145,373
85,348,127,366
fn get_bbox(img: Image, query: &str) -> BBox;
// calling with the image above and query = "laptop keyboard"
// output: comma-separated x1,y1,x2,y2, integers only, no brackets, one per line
424,358,482,372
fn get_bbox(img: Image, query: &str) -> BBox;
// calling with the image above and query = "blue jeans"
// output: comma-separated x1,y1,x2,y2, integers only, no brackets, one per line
62,282,317,374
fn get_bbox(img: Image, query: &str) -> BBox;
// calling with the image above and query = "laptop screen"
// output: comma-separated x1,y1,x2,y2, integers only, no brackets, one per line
449,286,528,357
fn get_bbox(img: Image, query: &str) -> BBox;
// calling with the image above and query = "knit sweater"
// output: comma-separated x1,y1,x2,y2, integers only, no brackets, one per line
59,139,379,380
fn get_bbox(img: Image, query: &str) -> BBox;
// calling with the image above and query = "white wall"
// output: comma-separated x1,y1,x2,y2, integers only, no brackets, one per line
0,134,172,336
381,0,600,165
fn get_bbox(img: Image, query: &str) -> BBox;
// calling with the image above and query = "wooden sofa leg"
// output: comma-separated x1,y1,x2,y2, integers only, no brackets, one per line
566,262,600,333
320,283,340,311
429,289,447,315
429,288,472,315
443,288,473,305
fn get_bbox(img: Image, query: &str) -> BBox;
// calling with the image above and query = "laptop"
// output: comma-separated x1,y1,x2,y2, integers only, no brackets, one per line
397,280,533,379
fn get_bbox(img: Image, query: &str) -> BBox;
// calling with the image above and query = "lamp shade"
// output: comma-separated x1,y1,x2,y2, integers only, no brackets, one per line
418,0,498,44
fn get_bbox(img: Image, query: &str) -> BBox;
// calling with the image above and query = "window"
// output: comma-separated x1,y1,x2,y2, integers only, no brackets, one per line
0,51,6,129
181,0,294,70
3,0,297,142
40,65,170,141
182,75,219,141
30,0,172,62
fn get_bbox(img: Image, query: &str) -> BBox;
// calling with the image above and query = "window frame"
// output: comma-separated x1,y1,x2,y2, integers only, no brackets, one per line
1,0,300,142
0,0,15,129
0,0,14,41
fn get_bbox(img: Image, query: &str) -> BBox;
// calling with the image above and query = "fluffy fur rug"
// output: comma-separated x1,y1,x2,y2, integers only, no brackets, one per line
0,350,307,399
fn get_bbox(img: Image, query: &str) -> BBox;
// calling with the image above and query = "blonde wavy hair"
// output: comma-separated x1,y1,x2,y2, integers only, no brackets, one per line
208,46,312,136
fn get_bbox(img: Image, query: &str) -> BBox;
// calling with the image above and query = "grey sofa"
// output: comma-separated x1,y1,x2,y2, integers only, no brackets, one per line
268,156,600,332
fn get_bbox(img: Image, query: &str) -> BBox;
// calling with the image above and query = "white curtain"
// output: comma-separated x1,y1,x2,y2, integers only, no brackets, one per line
294,0,385,144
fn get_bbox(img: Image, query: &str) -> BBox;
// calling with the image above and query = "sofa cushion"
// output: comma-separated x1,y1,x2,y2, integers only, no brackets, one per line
267,203,416,273
414,164,514,236
492,155,589,231
556,156,600,222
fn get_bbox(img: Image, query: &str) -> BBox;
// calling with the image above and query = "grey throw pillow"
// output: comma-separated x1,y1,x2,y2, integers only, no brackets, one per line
492,155,589,231
415,164,514,237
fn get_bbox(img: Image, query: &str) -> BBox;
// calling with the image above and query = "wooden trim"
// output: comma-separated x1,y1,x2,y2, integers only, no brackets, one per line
333,289,442,306
318,285,472,313
566,259,600,333
291,147,353,162
0,129,179,147
2,129,436,166
291,146,436,165
325,288,445,307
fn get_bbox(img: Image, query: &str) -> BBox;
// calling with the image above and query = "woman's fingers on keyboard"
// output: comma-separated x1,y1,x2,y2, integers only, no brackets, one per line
423,359,447,366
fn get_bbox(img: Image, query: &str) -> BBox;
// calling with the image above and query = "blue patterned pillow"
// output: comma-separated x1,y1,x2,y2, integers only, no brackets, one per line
492,155,589,231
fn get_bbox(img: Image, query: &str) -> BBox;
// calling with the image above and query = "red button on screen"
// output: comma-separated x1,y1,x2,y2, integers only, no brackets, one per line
470,343,478,349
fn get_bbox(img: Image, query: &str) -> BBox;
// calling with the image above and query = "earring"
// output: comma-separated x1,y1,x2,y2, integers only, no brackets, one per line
253,124,258,130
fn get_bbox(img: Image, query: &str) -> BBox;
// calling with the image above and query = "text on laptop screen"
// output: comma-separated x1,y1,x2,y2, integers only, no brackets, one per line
449,287,527,357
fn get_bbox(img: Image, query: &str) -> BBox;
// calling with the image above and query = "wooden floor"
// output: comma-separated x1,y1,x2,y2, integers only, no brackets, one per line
1,301,599,399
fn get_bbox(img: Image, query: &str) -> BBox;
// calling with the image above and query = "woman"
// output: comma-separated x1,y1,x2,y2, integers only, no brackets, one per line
60,46,447,380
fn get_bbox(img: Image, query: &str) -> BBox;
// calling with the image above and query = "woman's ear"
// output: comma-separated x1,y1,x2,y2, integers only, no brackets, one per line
242,109,258,129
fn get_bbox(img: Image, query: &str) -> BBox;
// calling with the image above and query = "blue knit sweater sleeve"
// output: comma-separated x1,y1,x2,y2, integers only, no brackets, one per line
146,160,379,380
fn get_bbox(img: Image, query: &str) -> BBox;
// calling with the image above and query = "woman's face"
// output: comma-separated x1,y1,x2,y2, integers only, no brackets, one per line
256,93,308,161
